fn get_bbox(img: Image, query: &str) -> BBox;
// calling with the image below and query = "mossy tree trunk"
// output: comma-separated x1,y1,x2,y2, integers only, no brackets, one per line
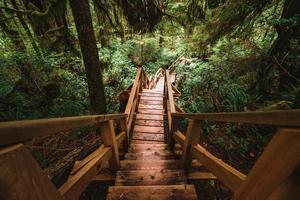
69,0,106,114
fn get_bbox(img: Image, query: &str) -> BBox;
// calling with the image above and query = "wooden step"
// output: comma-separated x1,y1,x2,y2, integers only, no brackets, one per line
131,133,164,142
133,125,164,134
124,152,176,160
131,140,165,144
115,169,186,186
139,100,163,105
128,144,169,153
142,89,163,94
139,93,163,97
136,114,164,121
138,104,163,110
140,96,163,101
138,109,165,115
120,160,180,170
107,185,198,200
134,119,164,127
127,146,171,154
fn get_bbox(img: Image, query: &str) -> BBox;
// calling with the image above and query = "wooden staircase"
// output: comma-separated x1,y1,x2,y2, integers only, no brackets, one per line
107,81,198,199
0,67,300,200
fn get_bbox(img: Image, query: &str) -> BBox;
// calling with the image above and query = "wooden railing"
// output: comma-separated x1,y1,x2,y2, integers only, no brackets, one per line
124,68,149,135
170,109,300,198
0,113,127,200
164,68,300,199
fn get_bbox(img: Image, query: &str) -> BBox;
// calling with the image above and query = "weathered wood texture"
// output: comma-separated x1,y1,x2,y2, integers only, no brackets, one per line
180,120,202,170
173,110,300,127
0,144,63,200
107,185,198,200
0,114,126,146
234,128,300,199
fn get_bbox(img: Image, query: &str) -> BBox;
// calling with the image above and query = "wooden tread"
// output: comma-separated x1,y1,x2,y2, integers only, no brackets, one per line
139,100,163,105
107,185,198,200
136,114,164,121
120,160,180,170
115,169,186,186
131,133,165,141
134,119,164,127
142,89,163,94
138,109,165,115
133,125,164,134
124,152,176,160
138,104,164,110
140,96,163,101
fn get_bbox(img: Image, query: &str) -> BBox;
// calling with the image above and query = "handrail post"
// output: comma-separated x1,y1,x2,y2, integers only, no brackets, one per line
234,128,300,199
169,115,179,151
120,117,129,152
180,119,202,170
100,120,120,171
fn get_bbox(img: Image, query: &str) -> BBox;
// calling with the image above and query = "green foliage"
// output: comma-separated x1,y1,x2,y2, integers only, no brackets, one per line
0,51,89,120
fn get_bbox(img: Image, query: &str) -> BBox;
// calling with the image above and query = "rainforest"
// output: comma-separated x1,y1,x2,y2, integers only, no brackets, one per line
0,0,299,199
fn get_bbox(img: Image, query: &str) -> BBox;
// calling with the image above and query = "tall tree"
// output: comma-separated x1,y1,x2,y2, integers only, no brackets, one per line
0,11,26,51
69,0,106,114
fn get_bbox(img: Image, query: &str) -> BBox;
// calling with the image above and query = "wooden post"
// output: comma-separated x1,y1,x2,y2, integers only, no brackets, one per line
100,120,120,171
234,128,300,199
169,116,179,151
0,144,64,200
180,119,202,170
120,117,129,152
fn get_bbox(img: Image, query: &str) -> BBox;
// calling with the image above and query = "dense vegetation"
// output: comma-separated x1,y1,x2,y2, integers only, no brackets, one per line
0,0,299,199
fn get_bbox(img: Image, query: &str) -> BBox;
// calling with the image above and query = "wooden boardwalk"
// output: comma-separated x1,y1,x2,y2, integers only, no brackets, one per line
107,78,198,199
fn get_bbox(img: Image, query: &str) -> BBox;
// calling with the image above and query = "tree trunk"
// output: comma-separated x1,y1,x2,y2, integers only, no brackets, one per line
69,0,106,114
0,12,26,51
10,0,42,56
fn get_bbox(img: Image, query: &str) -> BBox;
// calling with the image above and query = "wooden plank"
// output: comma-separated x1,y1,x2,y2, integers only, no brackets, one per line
124,68,142,115
134,119,164,127
173,131,185,147
139,99,163,105
191,144,246,191
133,125,164,134
138,104,164,110
129,143,169,152
116,131,126,147
140,96,163,101
234,128,300,199
175,103,185,113
267,172,300,200
59,147,112,199
142,89,163,94
131,133,165,141
131,140,165,144
180,120,202,170
138,109,165,115
139,92,163,97
136,114,164,121
0,114,126,146
124,152,176,160
115,169,186,186
127,98,138,133
120,160,180,170
107,185,198,200
171,84,181,96
100,120,120,171
172,110,300,127
165,70,176,113
0,144,63,200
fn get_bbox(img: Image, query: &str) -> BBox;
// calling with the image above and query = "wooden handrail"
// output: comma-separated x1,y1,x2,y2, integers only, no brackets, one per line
0,113,128,199
124,68,147,133
165,69,176,113
174,130,246,191
0,113,127,147
172,109,300,127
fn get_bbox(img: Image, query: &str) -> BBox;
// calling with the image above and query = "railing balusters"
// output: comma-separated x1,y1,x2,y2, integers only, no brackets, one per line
180,119,202,170
100,120,120,171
